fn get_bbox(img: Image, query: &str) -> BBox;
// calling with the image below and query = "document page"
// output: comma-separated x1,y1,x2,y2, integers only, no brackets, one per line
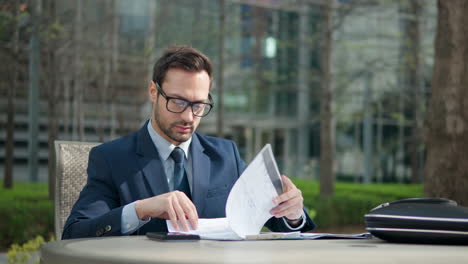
167,218,242,240
299,232,371,239
166,144,283,240
225,144,283,238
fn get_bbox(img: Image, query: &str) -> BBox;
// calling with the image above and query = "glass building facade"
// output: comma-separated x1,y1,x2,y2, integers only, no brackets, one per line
0,0,436,182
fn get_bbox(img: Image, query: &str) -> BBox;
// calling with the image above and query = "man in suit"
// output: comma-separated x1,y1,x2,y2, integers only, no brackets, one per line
63,46,315,239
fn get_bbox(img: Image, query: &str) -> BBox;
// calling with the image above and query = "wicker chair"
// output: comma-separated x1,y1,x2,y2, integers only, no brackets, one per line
54,140,100,239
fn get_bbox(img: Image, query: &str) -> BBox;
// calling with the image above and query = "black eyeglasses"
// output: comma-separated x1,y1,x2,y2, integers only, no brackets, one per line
155,82,214,117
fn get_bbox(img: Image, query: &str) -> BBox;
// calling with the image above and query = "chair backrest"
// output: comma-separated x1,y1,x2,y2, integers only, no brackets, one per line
54,140,100,239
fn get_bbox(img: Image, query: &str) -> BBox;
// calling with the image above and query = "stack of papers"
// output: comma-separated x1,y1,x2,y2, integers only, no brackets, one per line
299,232,371,240
168,144,283,240
167,144,372,241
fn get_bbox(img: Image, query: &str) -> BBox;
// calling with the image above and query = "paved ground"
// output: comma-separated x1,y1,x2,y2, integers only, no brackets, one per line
0,165,49,183
0,251,40,263
0,252,7,264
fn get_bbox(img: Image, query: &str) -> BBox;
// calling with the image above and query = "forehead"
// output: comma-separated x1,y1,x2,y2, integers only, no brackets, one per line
162,68,210,97
164,68,210,84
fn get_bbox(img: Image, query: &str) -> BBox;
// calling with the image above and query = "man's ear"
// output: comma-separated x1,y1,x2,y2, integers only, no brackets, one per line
149,81,157,103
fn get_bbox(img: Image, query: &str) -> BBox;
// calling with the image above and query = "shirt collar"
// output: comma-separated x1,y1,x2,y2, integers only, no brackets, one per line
147,120,191,161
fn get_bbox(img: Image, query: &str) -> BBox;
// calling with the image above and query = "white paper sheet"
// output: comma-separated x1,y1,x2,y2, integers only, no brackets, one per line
166,218,242,240
225,144,282,238
167,144,283,240
299,232,371,239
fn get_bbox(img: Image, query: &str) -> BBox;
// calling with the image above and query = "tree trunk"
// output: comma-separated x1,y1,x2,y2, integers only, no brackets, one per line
363,73,373,183
409,0,423,184
319,0,336,197
424,0,468,206
401,0,423,184
217,0,225,138
28,0,41,182
252,6,267,116
45,0,60,200
297,0,310,178
110,0,119,139
63,74,71,138
73,0,85,141
98,0,113,142
3,0,19,189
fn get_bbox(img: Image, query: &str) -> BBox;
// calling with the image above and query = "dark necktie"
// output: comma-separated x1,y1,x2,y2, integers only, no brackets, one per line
170,147,191,199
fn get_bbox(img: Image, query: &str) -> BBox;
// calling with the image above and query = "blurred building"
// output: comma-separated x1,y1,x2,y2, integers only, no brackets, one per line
0,0,436,183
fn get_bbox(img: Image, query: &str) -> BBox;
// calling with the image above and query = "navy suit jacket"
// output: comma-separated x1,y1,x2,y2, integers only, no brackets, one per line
62,122,315,239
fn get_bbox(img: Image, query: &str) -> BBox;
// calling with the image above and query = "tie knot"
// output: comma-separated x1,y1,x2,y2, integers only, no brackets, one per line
170,147,185,164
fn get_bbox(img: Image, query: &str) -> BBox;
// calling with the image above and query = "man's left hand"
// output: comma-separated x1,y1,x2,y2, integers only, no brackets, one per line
270,175,304,221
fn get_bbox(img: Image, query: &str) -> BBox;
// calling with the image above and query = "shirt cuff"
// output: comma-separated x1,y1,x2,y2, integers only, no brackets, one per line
121,202,151,235
282,211,306,231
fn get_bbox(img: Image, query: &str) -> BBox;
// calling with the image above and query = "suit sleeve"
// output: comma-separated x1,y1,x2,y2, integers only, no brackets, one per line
230,141,316,233
62,147,124,239
264,209,316,232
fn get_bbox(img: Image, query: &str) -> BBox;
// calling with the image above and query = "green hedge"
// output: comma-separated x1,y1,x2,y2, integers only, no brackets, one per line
0,180,422,249
0,183,53,250
293,179,423,229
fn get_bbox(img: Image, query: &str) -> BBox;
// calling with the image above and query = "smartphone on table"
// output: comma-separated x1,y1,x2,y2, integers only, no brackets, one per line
146,232,200,241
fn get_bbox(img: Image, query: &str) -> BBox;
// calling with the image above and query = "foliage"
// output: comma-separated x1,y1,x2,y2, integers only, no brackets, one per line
7,235,53,264
0,8,14,42
293,178,423,229
0,183,53,251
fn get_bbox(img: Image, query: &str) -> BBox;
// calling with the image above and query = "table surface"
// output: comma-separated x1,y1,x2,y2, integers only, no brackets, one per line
40,235,468,264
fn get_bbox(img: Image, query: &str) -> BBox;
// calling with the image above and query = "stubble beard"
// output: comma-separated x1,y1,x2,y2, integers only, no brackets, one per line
153,108,194,144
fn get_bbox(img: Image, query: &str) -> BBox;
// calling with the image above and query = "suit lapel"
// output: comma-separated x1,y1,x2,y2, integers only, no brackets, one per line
135,124,210,213
136,122,170,196
191,134,211,215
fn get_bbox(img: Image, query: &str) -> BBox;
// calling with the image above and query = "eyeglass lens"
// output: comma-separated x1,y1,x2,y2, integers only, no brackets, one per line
167,98,211,116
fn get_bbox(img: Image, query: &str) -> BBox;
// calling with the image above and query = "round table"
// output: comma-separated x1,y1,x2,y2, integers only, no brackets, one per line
40,236,468,264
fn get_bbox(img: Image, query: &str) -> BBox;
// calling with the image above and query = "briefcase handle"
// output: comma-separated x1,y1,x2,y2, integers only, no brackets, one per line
371,197,457,211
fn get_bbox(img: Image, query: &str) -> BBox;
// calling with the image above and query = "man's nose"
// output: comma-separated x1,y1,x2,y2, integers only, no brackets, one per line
180,106,194,122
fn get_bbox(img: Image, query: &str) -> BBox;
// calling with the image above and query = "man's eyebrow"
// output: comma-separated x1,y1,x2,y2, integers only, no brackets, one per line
166,93,210,103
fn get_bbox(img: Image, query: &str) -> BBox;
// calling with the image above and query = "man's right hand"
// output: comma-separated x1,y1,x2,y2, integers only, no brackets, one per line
134,191,198,232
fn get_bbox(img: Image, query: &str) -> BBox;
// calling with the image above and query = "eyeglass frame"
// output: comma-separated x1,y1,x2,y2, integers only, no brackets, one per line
155,81,214,117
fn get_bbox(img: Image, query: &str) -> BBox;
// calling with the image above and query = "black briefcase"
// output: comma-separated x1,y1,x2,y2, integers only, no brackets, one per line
364,198,468,244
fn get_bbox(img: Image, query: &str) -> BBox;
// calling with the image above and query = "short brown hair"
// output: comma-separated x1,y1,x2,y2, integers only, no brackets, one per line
152,46,213,87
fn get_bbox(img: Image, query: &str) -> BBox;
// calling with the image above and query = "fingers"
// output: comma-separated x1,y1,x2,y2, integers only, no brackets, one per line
270,196,303,219
271,175,304,219
168,191,198,232
170,194,190,231
144,191,198,232
281,175,293,187
186,200,199,230
167,200,180,231
273,175,299,205
273,188,298,205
